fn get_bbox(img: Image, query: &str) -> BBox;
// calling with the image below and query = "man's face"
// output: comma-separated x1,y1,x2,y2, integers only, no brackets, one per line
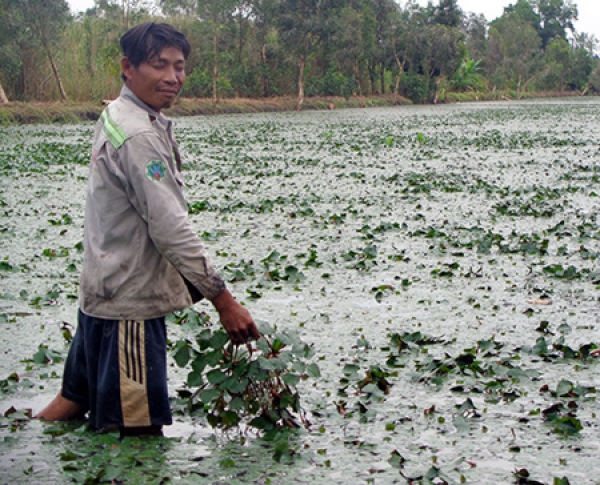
121,46,186,113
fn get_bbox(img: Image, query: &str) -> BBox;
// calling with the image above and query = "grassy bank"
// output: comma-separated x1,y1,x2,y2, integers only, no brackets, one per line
0,95,409,125
0,90,593,125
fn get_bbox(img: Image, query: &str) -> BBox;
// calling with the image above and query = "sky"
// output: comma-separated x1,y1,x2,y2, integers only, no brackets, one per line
66,0,600,43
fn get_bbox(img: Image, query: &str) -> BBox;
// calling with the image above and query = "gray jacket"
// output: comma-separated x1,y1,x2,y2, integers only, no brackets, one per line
79,85,225,319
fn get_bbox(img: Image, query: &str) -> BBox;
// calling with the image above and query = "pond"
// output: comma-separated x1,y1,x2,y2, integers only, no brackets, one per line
0,98,599,484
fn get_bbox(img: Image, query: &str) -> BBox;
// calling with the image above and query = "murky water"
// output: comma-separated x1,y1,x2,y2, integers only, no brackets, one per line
1,98,599,484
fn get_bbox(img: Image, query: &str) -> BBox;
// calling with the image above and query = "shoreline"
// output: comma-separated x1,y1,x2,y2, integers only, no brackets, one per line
0,91,593,125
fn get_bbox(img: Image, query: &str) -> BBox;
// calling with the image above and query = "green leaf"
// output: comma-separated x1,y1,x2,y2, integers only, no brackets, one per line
206,369,228,385
388,450,406,469
187,370,203,387
248,415,276,431
343,363,360,376
205,349,224,366
33,346,49,364
306,363,321,378
282,373,300,387
101,464,123,482
556,380,573,397
554,477,571,485
553,416,582,436
229,396,245,411
219,457,236,468
456,398,477,412
199,388,221,403
532,337,548,356
208,331,229,349
257,321,275,335
507,367,529,382
220,410,240,427
173,341,191,367
191,353,208,374
59,451,85,461
256,337,270,354
222,376,248,394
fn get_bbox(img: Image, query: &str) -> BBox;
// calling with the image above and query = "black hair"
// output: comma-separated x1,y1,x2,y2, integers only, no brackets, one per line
120,22,191,80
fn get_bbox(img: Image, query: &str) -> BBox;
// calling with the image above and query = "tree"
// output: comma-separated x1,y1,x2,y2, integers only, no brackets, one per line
371,0,399,94
0,0,20,102
503,0,540,31
537,0,577,49
463,13,488,69
428,24,465,102
489,13,542,97
253,0,284,97
390,6,412,103
451,58,485,92
277,0,322,109
502,0,578,50
328,6,366,94
197,0,237,107
432,0,462,28
568,46,594,91
160,0,197,16
20,0,71,101
585,62,600,94
539,35,593,92
543,37,571,90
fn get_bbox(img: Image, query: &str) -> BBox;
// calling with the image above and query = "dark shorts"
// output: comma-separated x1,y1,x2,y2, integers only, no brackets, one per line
61,309,172,431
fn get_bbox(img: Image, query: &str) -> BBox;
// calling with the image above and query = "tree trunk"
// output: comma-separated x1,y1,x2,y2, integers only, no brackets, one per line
521,68,549,98
212,25,218,109
433,77,441,104
235,10,244,98
237,10,244,65
393,56,405,105
122,0,130,30
581,83,590,96
368,61,376,95
261,44,269,97
0,81,8,103
353,59,361,95
296,55,305,111
42,37,68,102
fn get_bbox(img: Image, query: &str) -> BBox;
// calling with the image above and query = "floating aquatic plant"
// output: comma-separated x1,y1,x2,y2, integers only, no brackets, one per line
174,318,319,433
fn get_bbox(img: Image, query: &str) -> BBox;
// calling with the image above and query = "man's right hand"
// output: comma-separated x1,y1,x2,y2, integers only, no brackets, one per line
211,289,260,345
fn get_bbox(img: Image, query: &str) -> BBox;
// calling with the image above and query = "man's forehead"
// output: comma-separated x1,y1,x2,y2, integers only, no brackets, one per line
148,47,185,62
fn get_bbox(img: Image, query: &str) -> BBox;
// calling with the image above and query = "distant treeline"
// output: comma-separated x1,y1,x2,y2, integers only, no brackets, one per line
1,0,599,106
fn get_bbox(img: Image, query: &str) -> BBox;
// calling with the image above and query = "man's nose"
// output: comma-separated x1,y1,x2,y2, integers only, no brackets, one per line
164,65,178,83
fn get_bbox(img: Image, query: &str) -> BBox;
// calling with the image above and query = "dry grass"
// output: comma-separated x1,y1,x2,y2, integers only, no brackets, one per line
0,95,411,125
0,101,103,124
1,92,595,125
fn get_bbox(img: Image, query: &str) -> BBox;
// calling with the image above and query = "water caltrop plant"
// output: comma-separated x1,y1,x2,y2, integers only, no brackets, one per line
173,317,319,433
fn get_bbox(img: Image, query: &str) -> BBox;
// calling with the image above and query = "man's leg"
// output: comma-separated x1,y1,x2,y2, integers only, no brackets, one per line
35,391,85,421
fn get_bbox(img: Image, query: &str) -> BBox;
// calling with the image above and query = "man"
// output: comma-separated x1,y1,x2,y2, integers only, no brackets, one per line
36,22,259,435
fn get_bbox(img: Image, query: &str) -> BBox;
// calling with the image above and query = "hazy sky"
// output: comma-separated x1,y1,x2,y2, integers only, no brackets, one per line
66,0,600,42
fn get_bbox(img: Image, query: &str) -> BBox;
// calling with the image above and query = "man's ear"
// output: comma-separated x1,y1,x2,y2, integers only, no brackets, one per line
121,57,131,82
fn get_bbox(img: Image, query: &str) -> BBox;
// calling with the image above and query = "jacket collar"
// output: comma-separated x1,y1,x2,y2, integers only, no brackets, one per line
119,84,170,130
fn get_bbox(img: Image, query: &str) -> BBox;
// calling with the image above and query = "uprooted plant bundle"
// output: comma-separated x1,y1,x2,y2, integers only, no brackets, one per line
172,315,320,433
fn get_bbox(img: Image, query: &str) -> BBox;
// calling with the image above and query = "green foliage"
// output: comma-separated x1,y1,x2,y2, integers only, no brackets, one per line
174,317,318,432
182,67,234,98
1,0,597,104
399,72,430,103
451,58,485,92
306,69,356,100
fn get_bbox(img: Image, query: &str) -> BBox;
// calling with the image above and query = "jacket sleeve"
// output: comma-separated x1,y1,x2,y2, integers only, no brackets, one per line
116,130,226,301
